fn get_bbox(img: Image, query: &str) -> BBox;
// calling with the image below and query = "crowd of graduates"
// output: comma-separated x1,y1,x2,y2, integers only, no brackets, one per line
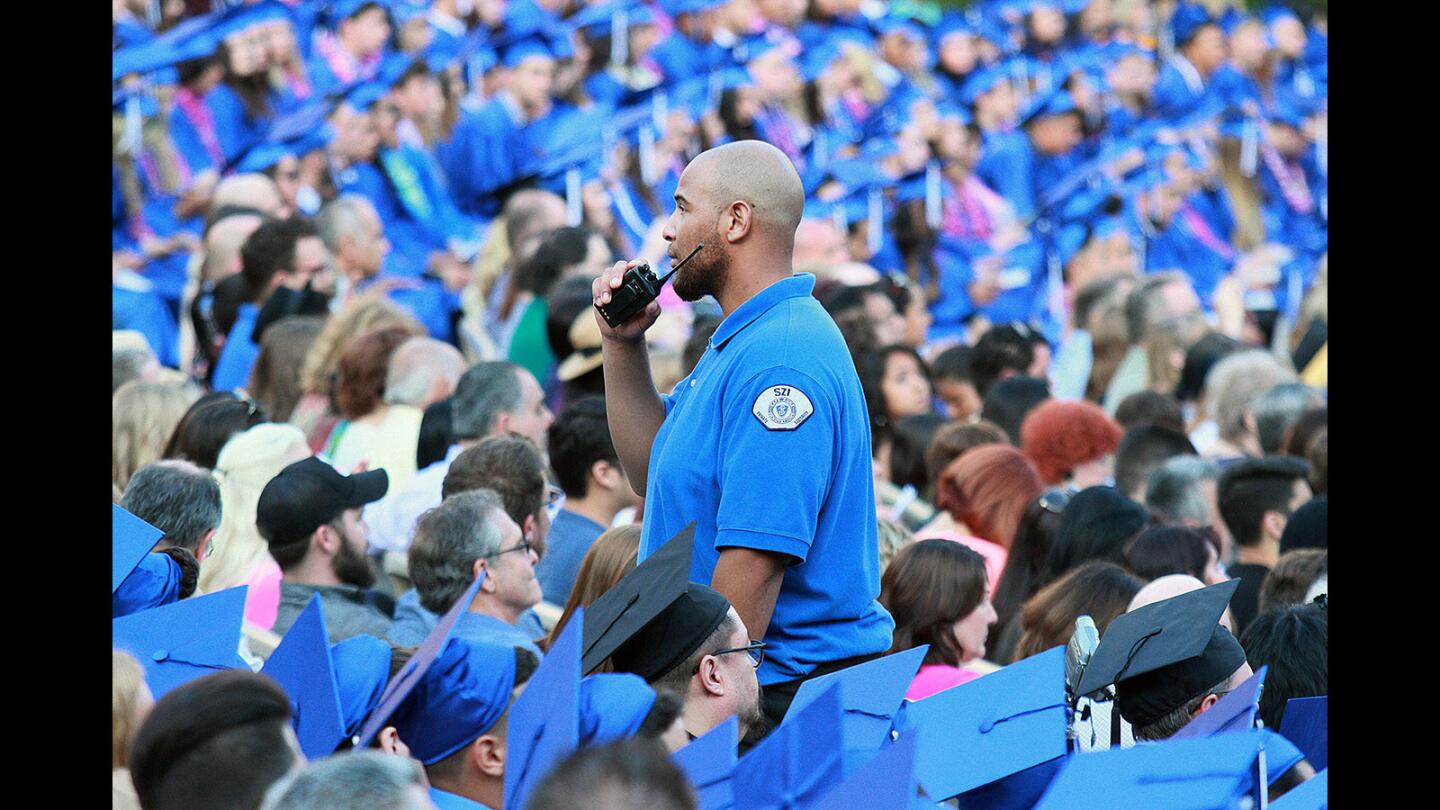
113,0,1329,808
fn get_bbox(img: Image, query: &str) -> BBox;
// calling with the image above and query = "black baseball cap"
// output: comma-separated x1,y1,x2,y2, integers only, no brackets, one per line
256,457,389,547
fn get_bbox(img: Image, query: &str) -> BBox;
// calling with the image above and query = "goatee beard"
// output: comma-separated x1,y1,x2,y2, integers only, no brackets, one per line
671,241,727,302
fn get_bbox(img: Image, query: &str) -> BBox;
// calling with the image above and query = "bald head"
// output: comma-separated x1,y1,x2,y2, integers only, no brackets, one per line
385,337,467,408
204,214,265,282
212,174,286,218
689,140,804,244
505,189,567,253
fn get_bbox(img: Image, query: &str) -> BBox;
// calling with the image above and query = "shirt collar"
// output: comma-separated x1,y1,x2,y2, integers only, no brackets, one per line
709,274,816,351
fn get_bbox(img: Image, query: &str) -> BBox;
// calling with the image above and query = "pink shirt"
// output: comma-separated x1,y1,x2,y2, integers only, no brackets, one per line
906,663,984,701
914,531,1008,599
244,557,283,630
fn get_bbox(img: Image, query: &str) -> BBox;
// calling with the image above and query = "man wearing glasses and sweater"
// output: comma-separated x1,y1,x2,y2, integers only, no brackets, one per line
401,488,545,658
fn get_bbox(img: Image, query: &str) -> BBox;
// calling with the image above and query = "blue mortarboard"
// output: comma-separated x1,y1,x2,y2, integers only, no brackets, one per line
260,594,346,759
235,143,297,174
1260,727,1306,785
740,33,799,66
960,65,1011,107
908,646,1069,805
672,717,737,810
113,504,164,593
782,646,928,768
1033,731,1267,810
389,636,522,764
1278,696,1327,771
1270,767,1327,810
330,634,392,740
578,673,657,747
329,0,386,26
571,0,655,36
1262,4,1301,27
345,79,390,111
933,14,976,46
112,586,249,699
801,43,844,82
265,97,344,145
876,16,927,42
113,552,184,618
734,682,845,808
1269,93,1307,129
112,11,224,81
215,0,294,39
1172,2,1215,46
500,35,556,68
352,571,487,748
504,606,583,810
1020,89,1078,126
810,732,924,810
1171,665,1267,741
662,0,725,15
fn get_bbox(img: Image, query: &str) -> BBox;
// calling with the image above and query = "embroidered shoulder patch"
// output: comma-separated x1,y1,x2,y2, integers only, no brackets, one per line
752,385,814,431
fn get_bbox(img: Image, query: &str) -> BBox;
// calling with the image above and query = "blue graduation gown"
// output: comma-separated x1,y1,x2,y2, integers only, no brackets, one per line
437,98,547,218
113,286,180,369
212,303,261,392
205,83,273,163
1153,57,1211,121
975,130,1038,220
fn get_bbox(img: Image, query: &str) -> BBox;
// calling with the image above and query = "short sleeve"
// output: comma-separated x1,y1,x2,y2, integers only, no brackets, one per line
713,366,836,563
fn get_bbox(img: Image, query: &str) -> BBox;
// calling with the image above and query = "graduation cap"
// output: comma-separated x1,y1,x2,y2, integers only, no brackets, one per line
906,646,1069,806
662,0,726,16
260,594,346,759
1278,696,1327,771
113,504,164,593
113,551,185,619
672,716,737,810
330,634,393,741
809,732,925,810
581,523,715,677
388,636,522,764
499,34,557,68
1075,580,1248,730
734,681,845,808
578,673,658,747
1170,665,1267,741
1269,766,1327,810
959,65,1012,107
503,606,583,810
327,0,387,26
1019,89,1079,127
1033,730,1267,810
234,143,298,175
1171,2,1216,47
111,11,224,81
214,0,295,39
351,571,487,748
112,586,249,699
781,646,928,769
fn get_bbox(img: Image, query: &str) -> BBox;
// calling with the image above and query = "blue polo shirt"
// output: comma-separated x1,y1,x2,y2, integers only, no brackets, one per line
639,273,894,686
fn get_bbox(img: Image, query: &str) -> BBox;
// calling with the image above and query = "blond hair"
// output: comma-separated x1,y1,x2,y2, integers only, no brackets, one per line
113,650,150,769
297,297,422,396
113,380,201,493
199,423,311,593
1205,350,1297,442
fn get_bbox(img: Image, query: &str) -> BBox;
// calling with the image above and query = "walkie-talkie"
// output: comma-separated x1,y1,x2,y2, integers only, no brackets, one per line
595,243,704,328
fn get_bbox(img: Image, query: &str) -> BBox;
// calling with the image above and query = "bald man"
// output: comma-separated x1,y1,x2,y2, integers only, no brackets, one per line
211,173,288,219
592,141,894,737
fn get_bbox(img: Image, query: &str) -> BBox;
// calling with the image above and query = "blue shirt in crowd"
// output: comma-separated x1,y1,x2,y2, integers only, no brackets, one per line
638,273,894,686
534,509,606,609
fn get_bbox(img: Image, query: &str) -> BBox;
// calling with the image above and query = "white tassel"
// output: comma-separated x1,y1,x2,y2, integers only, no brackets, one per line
610,9,629,67
925,160,942,229
638,126,656,187
566,167,583,226
1240,120,1258,178
867,187,883,257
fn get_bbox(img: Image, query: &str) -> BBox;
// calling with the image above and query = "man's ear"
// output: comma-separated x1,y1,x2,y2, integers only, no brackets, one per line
696,656,724,698
1194,692,1222,717
593,460,620,492
313,524,338,557
1262,509,1287,541
474,557,494,592
494,412,512,435
470,734,505,778
196,528,217,562
724,201,753,243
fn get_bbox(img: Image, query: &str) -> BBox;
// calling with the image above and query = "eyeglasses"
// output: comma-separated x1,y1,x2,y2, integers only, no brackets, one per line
1038,488,1070,514
693,640,766,673
543,484,565,522
484,539,534,559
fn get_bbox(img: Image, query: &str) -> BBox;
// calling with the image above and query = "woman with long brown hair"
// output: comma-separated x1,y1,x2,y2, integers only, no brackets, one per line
541,524,642,655
881,539,997,700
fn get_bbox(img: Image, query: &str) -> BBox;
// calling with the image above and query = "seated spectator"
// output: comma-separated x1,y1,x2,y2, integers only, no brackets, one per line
1240,602,1328,731
1252,383,1322,456
524,738,697,810
385,337,467,412
259,751,433,810
1021,400,1124,488
319,325,426,483
1013,561,1143,662
1127,575,1235,633
1037,486,1149,587
1280,406,1327,460
1279,495,1327,553
1217,457,1313,635
539,396,639,610
970,323,1037,398
113,650,154,810
162,393,269,470
929,444,1045,590
924,419,1011,487
1112,390,1186,433
1258,549,1327,614
120,460,223,562
1200,350,1298,460
1123,525,1226,585
881,539,997,700
402,489,544,657
416,398,455,471
1144,456,1232,563
859,345,935,435
258,457,394,642
248,315,326,422
544,524,642,653
980,375,1051,446
930,344,983,421
128,671,302,810
1113,425,1197,502
990,489,1068,664
113,331,161,394
200,424,312,629
114,379,201,496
